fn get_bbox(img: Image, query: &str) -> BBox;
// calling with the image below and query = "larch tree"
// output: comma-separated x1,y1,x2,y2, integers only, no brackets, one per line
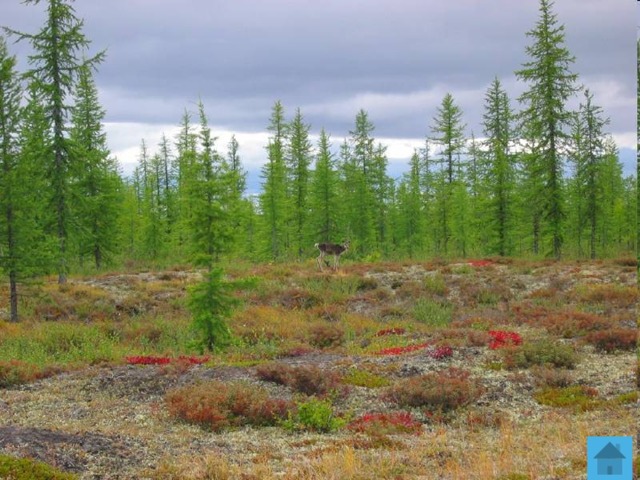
515,0,579,259
186,101,233,268
343,110,376,255
69,62,121,269
285,108,312,259
569,89,609,259
308,129,340,244
259,101,288,260
0,37,24,321
5,0,105,283
481,77,516,256
429,93,466,255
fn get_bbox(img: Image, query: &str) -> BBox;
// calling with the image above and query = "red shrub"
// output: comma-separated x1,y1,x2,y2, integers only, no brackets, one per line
256,363,346,397
348,411,422,436
166,381,292,431
428,345,453,360
375,327,406,337
376,342,430,356
584,329,637,353
125,355,210,365
487,330,522,349
468,260,494,267
125,355,171,365
384,368,483,412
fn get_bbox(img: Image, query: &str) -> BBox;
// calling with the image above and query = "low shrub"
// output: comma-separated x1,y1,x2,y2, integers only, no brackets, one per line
347,411,422,436
375,343,430,356
384,368,483,412
467,260,494,268
530,366,574,388
375,327,406,337
427,345,453,360
165,381,292,431
342,369,390,388
534,385,600,411
572,284,638,308
423,274,447,296
278,288,323,310
0,454,77,480
488,330,523,349
0,360,63,388
413,299,452,327
125,355,210,366
283,397,345,433
256,363,345,397
501,339,577,370
584,329,637,353
308,323,345,349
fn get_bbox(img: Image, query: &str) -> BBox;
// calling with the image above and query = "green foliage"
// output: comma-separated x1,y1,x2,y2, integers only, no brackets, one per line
342,369,390,388
480,78,516,256
69,63,122,270
7,0,106,283
283,397,345,433
534,385,600,411
187,268,238,352
501,339,577,369
308,129,341,248
0,454,77,480
515,0,580,259
413,298,453,327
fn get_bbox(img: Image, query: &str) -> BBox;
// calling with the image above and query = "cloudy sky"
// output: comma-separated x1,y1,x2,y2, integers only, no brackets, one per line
2,0,637,191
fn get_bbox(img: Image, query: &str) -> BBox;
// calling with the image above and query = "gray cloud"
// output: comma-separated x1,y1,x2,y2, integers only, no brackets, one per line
2,0,635,159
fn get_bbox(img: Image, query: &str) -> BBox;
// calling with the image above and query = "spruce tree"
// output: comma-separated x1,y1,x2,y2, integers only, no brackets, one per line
515,0,579,258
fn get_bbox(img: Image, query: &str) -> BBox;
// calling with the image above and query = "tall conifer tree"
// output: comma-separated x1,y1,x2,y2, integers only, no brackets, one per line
6,0,105,283
515,0,579,258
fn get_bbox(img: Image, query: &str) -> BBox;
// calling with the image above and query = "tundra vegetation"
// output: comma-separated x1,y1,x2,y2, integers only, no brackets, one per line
0,0,637,478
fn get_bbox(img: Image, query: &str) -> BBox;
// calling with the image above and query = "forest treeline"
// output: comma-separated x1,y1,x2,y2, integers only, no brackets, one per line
0,0,637,322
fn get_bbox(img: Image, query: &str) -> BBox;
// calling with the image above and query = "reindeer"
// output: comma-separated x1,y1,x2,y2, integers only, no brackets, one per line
314,240,350,271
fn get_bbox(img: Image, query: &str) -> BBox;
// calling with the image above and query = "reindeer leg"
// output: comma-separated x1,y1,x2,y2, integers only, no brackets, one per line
317,252,324,271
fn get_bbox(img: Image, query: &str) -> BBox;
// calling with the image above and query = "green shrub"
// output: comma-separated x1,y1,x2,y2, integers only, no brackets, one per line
501,339,577,369
0,360,64,388
423,274,447,296
413,299,452,327
342,369,390,388
0,454,77,480
534,385,600,411
283,398,345,433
